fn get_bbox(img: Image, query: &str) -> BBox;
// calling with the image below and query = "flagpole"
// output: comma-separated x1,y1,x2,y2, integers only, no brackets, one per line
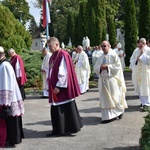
46,23,49,40
45,0,49,40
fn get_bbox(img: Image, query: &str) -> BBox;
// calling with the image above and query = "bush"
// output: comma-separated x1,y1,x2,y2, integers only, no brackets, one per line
140,108,150,149
21,50,43,90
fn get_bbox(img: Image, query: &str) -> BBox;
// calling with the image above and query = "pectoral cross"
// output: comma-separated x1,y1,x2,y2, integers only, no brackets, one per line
103,56,106,64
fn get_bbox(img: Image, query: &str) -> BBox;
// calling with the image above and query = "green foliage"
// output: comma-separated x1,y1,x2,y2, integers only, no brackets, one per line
124,0,138,66
74,14,79,47
28,17,38,34
85,0,107,46
66,11,75,45
74,1,87,46
1,0,32,25
0,3,32,52
140,108,150,149
139,0,150,40
108,17,116,47
86,8,96,46
21,51,43,89
95,17,103,45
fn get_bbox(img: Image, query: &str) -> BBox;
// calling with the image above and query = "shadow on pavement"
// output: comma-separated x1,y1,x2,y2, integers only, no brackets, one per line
127,88,135,91
23,129,51,138
81,98,99,102
125,105,141,112
79,107,100,114
88,89,99,92
24,120,51,126
104,146,141,150
126,95,139,100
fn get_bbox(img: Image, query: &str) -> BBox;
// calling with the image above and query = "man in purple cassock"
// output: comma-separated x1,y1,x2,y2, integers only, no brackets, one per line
46,37,83,136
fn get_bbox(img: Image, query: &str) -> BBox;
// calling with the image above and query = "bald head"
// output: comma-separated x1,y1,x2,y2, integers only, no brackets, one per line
77,45,83,53
101,41,111,54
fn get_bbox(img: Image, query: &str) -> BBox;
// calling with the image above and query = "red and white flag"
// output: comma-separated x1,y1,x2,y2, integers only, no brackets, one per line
42,0,51,28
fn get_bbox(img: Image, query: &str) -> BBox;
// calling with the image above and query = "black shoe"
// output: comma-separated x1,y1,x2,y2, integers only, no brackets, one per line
101,120,112,124
5,142,16,148
102,117,117,123
40,96,48,99
46,132,59,137
118,114,123,119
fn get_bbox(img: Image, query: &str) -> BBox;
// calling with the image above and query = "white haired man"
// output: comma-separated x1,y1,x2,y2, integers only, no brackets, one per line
75,45,91,94
130,38,150,110
41,47,52,98
8,48,27,100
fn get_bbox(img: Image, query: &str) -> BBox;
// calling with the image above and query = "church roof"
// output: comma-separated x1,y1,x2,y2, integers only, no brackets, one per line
32,28,41,39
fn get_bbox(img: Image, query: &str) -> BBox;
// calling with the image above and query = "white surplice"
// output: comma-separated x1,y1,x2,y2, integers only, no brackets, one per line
130,46,150,106
94,49,127,121
42,52,52,96
49,56,74,106
75,51,91,93
0,60,24,116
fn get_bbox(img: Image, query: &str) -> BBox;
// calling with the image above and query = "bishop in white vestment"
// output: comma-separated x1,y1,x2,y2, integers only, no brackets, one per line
75,46,91,94
41,47,52,97
94,41,127,123
130,38,150,108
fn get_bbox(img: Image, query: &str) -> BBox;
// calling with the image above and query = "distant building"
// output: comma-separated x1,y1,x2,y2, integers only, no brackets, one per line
31,28,47,50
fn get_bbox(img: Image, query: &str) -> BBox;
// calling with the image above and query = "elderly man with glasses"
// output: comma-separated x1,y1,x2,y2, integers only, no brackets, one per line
94,41,127,123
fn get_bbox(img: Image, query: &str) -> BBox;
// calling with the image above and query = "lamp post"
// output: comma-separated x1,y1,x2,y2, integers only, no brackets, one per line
55,9,60,38
18,10,23,23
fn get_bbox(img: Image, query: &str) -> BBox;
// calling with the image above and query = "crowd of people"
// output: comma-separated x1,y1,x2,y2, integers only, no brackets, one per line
0,36,150,148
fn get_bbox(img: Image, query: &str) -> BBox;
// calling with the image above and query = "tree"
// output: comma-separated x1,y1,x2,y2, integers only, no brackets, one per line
34,0,83,43
139,0,150,40
1,0,32,25
28,17,38,34
124,0,138,66
75,1,87,46
108,17,116,47
0,3,32,52
66,11,75,45
74,14,79,47
95,17,103,45
86,8,96,46
86,0,96,46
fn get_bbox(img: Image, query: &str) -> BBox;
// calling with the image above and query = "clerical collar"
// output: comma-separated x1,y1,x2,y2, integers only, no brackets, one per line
0,56,6,64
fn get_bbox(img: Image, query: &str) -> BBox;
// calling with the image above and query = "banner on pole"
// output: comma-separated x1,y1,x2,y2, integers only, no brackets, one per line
42,0,51,28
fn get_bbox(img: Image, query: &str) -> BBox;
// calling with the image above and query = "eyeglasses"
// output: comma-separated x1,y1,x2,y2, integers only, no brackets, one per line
101,45,107,47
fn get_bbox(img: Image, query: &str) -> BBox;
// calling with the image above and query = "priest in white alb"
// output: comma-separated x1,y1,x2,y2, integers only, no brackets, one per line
41,47,52,98
75,45,91,94
130,38,150,109
94,41,127,123
115,43,126,71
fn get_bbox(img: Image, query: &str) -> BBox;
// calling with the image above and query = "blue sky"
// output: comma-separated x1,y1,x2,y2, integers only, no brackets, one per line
26,0,41,24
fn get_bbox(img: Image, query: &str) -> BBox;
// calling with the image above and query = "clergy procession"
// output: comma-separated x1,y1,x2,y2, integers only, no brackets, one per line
0,36,150,149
